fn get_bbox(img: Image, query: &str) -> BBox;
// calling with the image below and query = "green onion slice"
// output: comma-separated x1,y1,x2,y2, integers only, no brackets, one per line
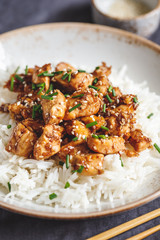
101,126,109,131
72,136,78,141
15,74,24,82
25,65,28,75
72,94,84,98
66,155,70,169
72,165,84,173
64,181,70,189
154,143,160,153
88,85,100,91
103,103,106,113
92,134,99,139
78,70,86,73
95,66,100,70
112,89,116,97
133,97,138,103
10,77,14,91
7,125,12,129
69,103,82,112
93,78,98,85
37,71,48,77
61,73,69,80
49,193,57,200
147,113,154,119
86,121,98,128
14,66,20,73
120,157,124,167
105,94,112,103
108,85,113,93
7,182,11,192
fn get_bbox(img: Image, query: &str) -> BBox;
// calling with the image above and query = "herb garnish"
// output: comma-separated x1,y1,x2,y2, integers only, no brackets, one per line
154,143,160,153
37,71,48,77
88,85,100,91
7,125,12,129
120,156,124,167
93,78,98,85
147,113,154,119
32,104,41,119
108,85,113,93
112,89,116,97
133,97,138,103
101,126,109,131
49,193,57,200
103,103,106,113
15,74,24,82
25,65,28,75
86,121,98,128
72,165,84,173
78,70,86,73
7,182,11,192
72,94,84,98
95,66,100,70
14,66,20,73
105,94,112,103
68,103,82,112
66,155,70,169
64,182,70,189
10,77,14,91
72,136,78,141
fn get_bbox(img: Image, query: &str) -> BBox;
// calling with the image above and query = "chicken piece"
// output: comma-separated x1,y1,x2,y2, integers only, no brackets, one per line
65,120,90,140
64,89,101,120
81,115,106,132
92,62,111,78
93,76,110,96
5,122,37,157
87,135,125,154
53,71,94,93
4,74,32,93
55,62,77,72
128,129,151,152
73,154,104,176
32,64,51,90
41,89,66,124
58,141,90,163
33,124,62,160
22,118,44,137
8,93,41,121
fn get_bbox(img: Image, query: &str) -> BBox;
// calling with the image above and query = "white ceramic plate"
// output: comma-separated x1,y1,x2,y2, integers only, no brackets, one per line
0,23,159,219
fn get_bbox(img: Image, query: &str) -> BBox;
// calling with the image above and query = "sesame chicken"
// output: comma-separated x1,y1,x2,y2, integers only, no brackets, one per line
2,62,152,176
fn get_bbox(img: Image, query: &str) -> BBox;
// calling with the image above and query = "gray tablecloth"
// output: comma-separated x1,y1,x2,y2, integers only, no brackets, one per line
0,0,159,239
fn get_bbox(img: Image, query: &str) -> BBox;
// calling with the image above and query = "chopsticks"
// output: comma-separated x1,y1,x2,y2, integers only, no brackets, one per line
87,208,160,240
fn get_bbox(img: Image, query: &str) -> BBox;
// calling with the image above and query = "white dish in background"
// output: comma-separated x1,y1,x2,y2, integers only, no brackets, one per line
0,23,159,219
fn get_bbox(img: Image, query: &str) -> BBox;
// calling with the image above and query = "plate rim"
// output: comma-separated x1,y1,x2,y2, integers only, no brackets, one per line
0,22,160,219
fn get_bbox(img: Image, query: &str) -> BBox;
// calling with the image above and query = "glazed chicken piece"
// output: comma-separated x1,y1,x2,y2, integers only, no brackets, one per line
55,62,77,72
32,64,51,91
53,71,94,93
22,118,44,137
8,93,41,121
41,89,66,124
64,89,101,120
128,129,151,152
5,122,37,157
58,141,104,175
93,76,110,96
73,154,104,176
87,135,125,154
65,120,90,140
33,124,63,160
92,62,111,78
81,115,106,132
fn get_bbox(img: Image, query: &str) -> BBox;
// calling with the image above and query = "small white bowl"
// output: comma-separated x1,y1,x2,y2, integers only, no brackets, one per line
92,0,160,37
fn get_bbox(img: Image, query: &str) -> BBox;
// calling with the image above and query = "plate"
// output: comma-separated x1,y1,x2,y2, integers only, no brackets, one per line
0,22,160,219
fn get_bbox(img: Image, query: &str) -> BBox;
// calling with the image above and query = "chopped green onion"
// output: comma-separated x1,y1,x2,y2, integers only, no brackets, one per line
41,92,58,100
32,105,41,119
147,113,154,119
133,97,138,103
72,165,84,173
7,125,12,129
64,94,70,98
95,66,100,70
92,134,99,139
72,94,84,98
68,103,82,112
78,70,86,73
66,155,69,169
154,143,160,153
25,65,28,75
36,83,45,88
15,74,24,82
53,71,63,75
72,136,78,141
14,66,20,73
10,77,14,91
68,73,71,82
101,126,109,131
32,83,36,90
64,181,70,189
45,83,53,95
49,193,57,200
105,94,112,103
93,78,98,85
7,182,11,192
120,157,124,167
37,86,45,95
37,71,48,77
88,85,100,91
68,69,72,72
95,93,98,97
61,73,69,80
112,89,116,97
59,161,64,166
108,85,113,93
43,73,54,77
103,103,106,113
86,121,98,128
98,135,106,139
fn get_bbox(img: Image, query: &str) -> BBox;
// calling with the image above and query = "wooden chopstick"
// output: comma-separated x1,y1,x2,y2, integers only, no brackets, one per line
126,224,160,240
87,208,160,240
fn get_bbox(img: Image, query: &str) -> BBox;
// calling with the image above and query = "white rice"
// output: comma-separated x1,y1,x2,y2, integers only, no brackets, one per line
0,64,160,213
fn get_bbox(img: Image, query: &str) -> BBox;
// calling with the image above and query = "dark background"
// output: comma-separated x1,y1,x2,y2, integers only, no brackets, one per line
0,0,160,239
